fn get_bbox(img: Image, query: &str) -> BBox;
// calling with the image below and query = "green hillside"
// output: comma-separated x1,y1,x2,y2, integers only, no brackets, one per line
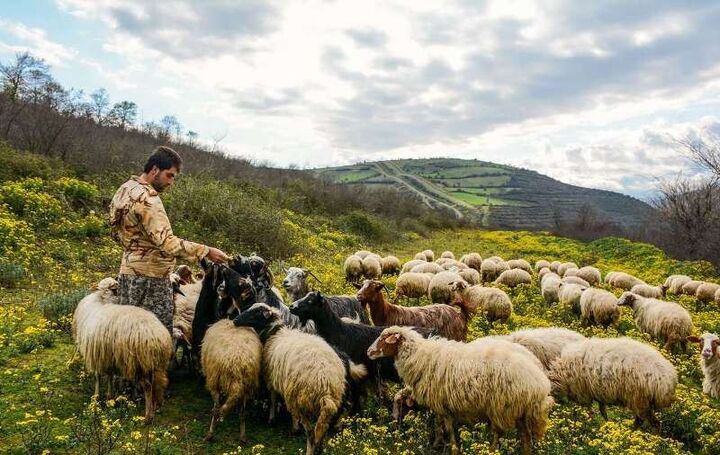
316,158,652,229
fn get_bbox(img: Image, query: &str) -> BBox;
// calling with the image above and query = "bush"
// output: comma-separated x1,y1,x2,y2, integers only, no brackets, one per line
0,260,25,288
38,288,88,332
338,211,389,241
51,177,100,206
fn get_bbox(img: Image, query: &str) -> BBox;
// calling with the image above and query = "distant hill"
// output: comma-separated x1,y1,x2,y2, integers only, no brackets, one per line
315,158,653,229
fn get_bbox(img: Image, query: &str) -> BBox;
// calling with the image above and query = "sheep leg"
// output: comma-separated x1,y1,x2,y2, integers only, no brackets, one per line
427,414,443,449
106,374,114,399
642,409,661,433
313,400,336,455
268,391,278,425
598,402,608,420
205,394,220,441
300,418,314,455
238,400,247,444
142,378,155,421
517,418,532,455
152,370,169,411
94,373,100,397
442,416,459,455
490,424,501,451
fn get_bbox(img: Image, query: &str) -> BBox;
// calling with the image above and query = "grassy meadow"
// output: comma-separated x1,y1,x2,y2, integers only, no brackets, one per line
1,152,720,454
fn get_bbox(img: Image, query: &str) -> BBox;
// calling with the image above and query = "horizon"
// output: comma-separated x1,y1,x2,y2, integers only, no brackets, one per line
2,1,720,199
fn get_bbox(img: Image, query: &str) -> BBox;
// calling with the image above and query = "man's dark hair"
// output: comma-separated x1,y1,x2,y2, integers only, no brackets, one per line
144,146,183,173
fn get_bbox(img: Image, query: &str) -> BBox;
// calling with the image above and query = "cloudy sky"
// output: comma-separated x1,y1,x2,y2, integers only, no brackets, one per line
2,1,720,199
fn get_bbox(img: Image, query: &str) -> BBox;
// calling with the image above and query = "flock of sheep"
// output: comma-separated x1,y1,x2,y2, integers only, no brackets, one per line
70,250,720,455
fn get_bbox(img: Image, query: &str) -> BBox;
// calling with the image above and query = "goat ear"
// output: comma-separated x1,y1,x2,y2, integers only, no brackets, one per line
687,335,702,343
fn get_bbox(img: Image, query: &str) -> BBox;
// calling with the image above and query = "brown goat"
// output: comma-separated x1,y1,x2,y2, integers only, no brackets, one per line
355,280,475,341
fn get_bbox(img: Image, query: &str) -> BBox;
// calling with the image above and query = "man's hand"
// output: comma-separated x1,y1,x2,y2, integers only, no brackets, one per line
206,247,229,264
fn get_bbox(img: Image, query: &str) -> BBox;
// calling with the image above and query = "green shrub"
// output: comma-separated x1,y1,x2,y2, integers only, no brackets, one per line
0,261,26,288
52,177,100,206
338,211,389,241
0,145,61,182
38,288,88,332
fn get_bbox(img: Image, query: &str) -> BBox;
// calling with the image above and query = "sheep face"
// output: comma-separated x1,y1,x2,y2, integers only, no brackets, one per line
616,291,638,308
356,280,385,306
220,267,257,313
233,303,281,334
93,277,118,294
289,291,323,322
367,331,403,360
175,265,194,284
449,280,468,293
282,267,306,293
688,333,720,360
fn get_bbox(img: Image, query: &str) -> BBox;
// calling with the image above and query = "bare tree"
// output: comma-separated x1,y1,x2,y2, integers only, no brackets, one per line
678,133,720,177
0,52,52,138
89,88,110,125
108,100,137,129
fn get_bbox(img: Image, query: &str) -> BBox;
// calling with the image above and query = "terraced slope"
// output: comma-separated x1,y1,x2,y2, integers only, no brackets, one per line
316,158,651,229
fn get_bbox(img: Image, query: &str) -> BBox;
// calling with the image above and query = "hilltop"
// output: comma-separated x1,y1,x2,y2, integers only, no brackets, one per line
316,158,652,229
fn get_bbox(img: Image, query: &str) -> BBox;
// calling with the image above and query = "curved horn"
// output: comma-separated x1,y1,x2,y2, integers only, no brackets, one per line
305,269,323,284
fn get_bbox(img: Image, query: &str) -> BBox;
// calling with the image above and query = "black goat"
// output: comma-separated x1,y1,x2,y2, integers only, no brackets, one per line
297,291,369,324
191,260,226,369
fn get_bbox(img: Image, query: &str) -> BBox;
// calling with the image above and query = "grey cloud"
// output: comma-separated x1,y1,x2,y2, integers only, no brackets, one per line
232,87,303,113
346,28,387,48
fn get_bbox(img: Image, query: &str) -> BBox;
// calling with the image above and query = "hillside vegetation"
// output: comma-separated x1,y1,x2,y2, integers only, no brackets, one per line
1,149,720,454
317,158,651,229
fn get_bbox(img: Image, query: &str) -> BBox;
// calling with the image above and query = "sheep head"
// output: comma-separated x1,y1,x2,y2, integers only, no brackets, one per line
616,291,638,308
687,333,720,360
175,265,194,284
367,329,404,359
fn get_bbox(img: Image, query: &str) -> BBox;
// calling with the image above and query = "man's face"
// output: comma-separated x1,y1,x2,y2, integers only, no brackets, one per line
149,166,179,192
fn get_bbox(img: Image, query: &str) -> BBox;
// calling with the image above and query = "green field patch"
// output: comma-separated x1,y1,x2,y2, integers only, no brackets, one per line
417,165,511,179
435,175,511,188
326,169,380,183
449,190,529,206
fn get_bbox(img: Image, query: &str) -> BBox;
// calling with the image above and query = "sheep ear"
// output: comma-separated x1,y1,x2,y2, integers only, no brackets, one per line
686,336,702,343
385,333,402,344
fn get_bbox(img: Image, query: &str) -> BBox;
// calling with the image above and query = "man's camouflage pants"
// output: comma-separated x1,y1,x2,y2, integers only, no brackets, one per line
117,274,173,334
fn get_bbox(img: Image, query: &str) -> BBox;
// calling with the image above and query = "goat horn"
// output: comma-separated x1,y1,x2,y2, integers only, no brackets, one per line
306,270,323,283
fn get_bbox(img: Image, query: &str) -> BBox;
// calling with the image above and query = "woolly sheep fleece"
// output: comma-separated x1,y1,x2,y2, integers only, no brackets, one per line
410,262,443,274
617,292,693,351
495,268,532,288
681,280,704,295
457,285,512,324
395,272,433,298
401,259,426,274
460,252,483,271
575,266,602,286
696,282,720,303
361,256,382,280
501,327,586,371
630,284,665,299
579,288,620,327
428,270,463,304
343,255,363,282
507,259,532,273
606,271,645,290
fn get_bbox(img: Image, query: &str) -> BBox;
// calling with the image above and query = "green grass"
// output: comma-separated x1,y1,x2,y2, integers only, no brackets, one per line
416,165,510,179
434,175,511,188
449,190,530,207
330,169,379,183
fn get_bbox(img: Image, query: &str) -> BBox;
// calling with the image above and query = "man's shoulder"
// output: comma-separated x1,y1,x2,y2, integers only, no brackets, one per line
114,177,159,205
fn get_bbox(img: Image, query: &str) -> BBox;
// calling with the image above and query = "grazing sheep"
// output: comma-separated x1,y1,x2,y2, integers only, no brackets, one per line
458,268,481,285
414,252,428,261
451,281,512,324
541,273,562,305
579,288,620,327
495,269,532,288
361,256,382,280
171,273,202,369
436,257,454,266
549,337,677,429
575,266,601,286
395,273,434,299
562,276,590,287
617,292,693,352
368,327,554,454
696,282,720,303
537,267,552,281
234,303,366,455
201,319,262,441
480,258,508,282
606,271,645,290
355,250,372,259
410,262,444,274
558,282,588,315
440,251,455,259
380,256,401,275
460,253,483,271
507,259,532,274
557,262,578,277
422,249,435,262
344,255,364,283
401,259,426,273
357,280,474,341
428,270,463,304
498,327,586,372
487,255,505,263
442,261,468,271
630,284,667,299
562,267,579,277
535,260,551,271
549,261,561,273
282,267,321,302
73,278,173,420
686,333,720,399
681,280,704,296
664,275,691,294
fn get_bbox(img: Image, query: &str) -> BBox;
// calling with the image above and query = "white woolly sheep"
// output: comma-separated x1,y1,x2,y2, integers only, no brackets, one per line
498,327,586,372
402,259,427,273
450,281,512,324
537,267,552,281
562,267,579,277
458,268,481,285
440,250,455,259
681,280,704,296
549,261,561,273
460,253,483,271
541,273,562,305
395,273,434,299
442,261,468,271
696,282,720,303
630,284,667,299
414,252,428,261
428,270,462,304
606,271,645,290
507,259,532,274
380,256,401,275
343,255,363,283
579,288,620,328
487,255,504,263
495,268,532,288
354,250,372,259
171,274,202,367
557,262,578,277
361,256,382,280
201,319,262,441
549,337,677,428
575,266,601,286
535,260,551,271
558,282,588,315
663,275,691,294
422,249,435,262
617,292,694,352
687,333,720,399
368,327,554,454
410,262,444,274
73,278,173,420
562,276,590,287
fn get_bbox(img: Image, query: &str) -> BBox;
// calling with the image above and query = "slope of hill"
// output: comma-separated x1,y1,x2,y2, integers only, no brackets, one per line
316,158,652,229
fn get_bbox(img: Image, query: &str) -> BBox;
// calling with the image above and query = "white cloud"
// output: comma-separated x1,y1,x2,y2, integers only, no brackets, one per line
0,19,76,66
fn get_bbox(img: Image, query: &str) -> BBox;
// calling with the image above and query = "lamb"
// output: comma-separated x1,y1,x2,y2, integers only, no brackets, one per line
497,327,586,372
579,288,620,327
343,255,364,283
395,272,434,299
663,275,691,294
557,262,578,277
696,282,720,303
361,256,382,280
414,252,428,261
201,319,262,441
535,260,551,271
234,303,366,455
281,267,321,302
507,259,532,274
549,261,561,273
440,251,455,259
681,280,704,296
558,282,588,315
686,333,720,399
357,280,474,341
549,337,677,429
562,276,590,287
450,280,512,324
73,278,173,420
421,249,435,261
630,284,667,299
458,268,481,285
574,266,601,286
541,273,562,305
460,252,483,271
606,271,645,290
495,268,532,288
428,270,463,304
617,292,693,352
401,259,426,273
537,267,552,281
480,258,508,282
410,262,443,274
380,256,401,275
368,327,554,454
